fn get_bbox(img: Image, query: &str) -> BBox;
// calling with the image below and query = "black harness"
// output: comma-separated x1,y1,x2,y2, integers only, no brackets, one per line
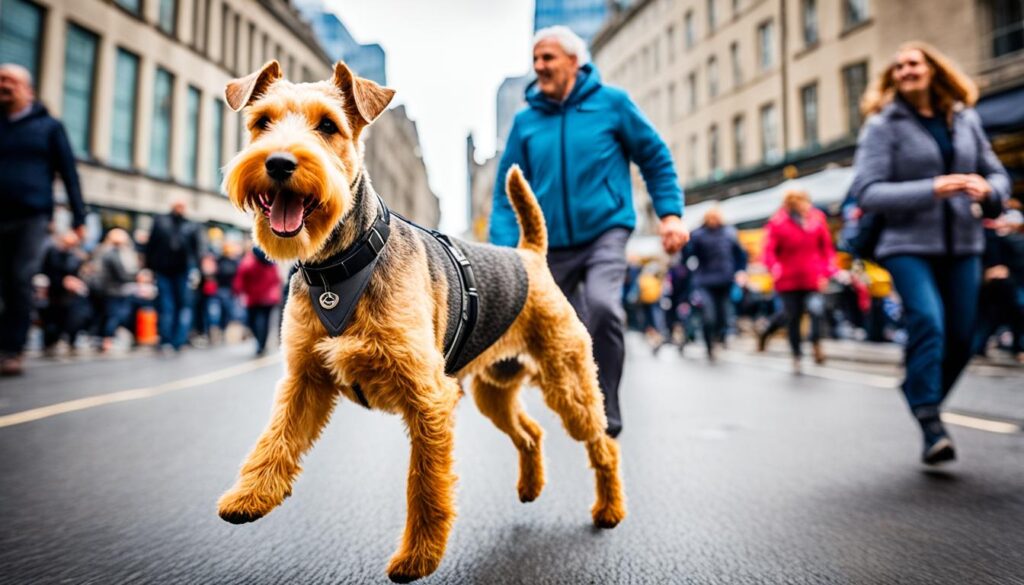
296,178,479,406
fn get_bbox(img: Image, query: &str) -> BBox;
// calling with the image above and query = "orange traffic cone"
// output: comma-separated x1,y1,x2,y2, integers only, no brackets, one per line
136,306,159,346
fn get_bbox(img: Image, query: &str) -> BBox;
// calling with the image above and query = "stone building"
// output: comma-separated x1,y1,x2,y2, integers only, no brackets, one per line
0,0,438,240
592,0,1024,230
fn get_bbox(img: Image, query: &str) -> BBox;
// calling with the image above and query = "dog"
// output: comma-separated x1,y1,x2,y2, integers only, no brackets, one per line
217,60,626,583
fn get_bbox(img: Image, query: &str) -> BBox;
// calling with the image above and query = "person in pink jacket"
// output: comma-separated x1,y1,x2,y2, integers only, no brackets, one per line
232,247,282,356
757,189,837,371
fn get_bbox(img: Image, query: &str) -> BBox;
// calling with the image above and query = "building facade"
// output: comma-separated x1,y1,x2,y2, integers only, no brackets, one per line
0,0,436,241
364,104,439,228
592,0,1024,231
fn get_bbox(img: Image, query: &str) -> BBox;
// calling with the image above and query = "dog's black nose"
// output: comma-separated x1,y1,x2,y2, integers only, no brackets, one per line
265,152,297,182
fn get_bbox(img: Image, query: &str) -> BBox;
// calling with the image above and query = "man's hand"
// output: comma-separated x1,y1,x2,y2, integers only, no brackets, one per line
74,225,87,241
659,215,689,254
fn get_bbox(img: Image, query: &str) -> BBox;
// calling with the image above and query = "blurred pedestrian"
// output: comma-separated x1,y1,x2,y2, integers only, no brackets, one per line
851,42,1010,464
0,63,86,375
684,207,747,361
233,247,281,356
636,261,667,348
40,232,91,354
489,26,688,437
145,199,202,353
97,228,140,352
211,243,243,342
758,190,836,371
973,213,1024,362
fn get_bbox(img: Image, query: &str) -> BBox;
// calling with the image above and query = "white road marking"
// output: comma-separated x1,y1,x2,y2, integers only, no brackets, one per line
941,412,1022,435
0,355,280,429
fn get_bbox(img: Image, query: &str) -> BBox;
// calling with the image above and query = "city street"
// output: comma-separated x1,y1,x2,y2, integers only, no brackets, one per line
1,335,1022,585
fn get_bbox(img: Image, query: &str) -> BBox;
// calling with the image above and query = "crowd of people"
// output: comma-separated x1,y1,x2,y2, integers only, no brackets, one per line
25,201,284,361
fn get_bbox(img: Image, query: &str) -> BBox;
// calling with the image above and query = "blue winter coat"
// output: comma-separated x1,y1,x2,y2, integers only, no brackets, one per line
489,64,683,249
0,102,85,226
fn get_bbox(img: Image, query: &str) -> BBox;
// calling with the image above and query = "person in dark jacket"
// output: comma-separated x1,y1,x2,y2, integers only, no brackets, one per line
684,207,747,360
98,228,140,352
39,231,90,354
851,42,1010,465
0,64,86,375
233,247,281,356
145,199,202,352
489,26,689,438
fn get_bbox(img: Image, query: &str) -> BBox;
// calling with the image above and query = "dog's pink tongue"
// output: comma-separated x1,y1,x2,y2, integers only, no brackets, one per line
269,194,303,234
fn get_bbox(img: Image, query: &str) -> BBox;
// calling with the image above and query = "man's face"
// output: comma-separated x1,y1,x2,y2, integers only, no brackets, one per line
533,39,579,101
0,67,33,111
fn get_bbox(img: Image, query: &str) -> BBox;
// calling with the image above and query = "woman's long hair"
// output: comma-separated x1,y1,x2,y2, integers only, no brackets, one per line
860,41,978,123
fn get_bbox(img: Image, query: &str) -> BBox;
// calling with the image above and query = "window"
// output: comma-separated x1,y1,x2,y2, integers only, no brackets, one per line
210,97,224,189
666,25,677,64
707,0,717,31
760,103,780,163
992,0,1024,57
844,0,869,28
757,21,774,71
110,48,140,170
687,71,698,113
158,0,177,35
0,0,44,82
149,67,174,179
688,134,699,180
843,61,869,134
707,56,719,98
733,0,741,15
708,124,720,175
221,3,231,66
114,0,141,15
802,0,818,46
62,23,99,158
653,39,661,73
732,115,745,168
183,86,201,186
668,82,677,121
684,11,695,49
730,41,742,87
801,83,819,146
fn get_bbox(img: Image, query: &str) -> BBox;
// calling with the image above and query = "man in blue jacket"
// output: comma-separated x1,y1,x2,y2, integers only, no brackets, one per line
0,64,86,376
490,27,688,437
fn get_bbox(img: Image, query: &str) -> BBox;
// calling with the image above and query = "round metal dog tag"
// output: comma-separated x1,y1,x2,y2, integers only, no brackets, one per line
319,291,340,310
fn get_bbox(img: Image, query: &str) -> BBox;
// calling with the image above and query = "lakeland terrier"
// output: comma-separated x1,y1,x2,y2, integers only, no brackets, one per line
216,60,626,582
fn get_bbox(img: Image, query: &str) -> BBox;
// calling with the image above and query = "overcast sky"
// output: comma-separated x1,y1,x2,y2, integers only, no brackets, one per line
327,0,535,233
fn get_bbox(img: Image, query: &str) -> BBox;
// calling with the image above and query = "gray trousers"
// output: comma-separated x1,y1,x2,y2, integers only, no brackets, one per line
546,228,629,432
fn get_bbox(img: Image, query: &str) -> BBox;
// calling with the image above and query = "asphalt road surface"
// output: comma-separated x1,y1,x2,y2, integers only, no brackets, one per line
1,336,1022,584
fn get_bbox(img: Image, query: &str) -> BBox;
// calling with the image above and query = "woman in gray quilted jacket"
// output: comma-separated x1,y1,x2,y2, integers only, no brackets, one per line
851,42,1010,465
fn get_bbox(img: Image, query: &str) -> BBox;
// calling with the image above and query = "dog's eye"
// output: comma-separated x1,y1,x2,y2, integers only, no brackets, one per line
317,118,338,135
254,116,270,131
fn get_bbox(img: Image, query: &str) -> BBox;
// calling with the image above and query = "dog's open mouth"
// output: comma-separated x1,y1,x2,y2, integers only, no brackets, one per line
254,189,319,238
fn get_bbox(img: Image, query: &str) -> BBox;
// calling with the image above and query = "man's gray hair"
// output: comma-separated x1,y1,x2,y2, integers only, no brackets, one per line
532,26,590,65
0,63,34,88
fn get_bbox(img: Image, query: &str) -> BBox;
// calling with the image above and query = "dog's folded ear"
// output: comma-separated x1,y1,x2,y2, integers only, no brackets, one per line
225,60,283,112
332,61,396,128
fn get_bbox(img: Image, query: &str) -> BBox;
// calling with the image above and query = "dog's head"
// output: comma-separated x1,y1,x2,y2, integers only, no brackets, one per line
221,60,395,261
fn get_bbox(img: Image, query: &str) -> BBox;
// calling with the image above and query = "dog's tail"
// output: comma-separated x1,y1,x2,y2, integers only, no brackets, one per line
505,165,547,254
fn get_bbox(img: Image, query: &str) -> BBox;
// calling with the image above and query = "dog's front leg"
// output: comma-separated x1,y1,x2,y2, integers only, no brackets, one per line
218,371,338,524
386,377,459,583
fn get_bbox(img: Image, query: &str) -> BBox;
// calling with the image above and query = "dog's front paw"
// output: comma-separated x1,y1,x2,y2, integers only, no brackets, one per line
217,485,289,524
592,500,627,529
386,550,441,583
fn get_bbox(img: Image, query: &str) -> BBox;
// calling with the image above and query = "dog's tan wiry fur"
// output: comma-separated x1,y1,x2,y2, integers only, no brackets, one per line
217,60,626,583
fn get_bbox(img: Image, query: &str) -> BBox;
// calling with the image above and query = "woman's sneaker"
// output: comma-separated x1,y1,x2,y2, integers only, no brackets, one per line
919,415,957,465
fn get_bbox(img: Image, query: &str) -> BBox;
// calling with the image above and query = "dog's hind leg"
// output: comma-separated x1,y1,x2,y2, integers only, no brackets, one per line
528,313,627,529
218,371,338,524
472,359,546,502
386,374,460,583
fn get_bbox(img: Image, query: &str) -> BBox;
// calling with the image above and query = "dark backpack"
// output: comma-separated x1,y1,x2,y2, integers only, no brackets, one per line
839,190,885,261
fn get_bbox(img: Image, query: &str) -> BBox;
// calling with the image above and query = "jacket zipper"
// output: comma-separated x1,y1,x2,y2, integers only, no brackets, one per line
560,107,575,245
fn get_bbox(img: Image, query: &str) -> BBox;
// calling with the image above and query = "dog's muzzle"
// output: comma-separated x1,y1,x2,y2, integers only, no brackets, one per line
255,189,320,238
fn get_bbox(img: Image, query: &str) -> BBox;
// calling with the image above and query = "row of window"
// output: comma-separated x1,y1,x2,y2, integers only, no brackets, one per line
0,0,228,189
113,0,316,82
680,61,868,184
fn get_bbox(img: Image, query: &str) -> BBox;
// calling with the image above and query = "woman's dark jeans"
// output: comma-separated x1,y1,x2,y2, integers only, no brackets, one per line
103,296,134,338
763,290,822,357
881,255,981,415
247,305,274,354
697,284,732,352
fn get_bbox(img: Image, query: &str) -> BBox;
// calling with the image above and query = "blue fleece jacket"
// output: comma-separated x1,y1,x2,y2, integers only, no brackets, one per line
0,102,85,226
489,64,683,249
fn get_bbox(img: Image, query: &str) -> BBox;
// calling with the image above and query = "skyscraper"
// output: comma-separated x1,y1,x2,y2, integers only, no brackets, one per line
294,0,387,85
534,0,609,43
